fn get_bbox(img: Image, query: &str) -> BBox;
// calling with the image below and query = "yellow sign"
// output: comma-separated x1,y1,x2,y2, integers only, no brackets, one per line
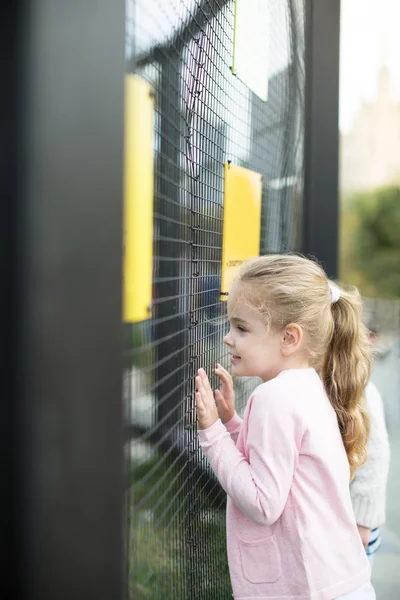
124,75,154,322
221,163,262,299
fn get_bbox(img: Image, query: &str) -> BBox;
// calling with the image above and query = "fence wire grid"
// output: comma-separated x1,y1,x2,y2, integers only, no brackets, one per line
125,1,307,598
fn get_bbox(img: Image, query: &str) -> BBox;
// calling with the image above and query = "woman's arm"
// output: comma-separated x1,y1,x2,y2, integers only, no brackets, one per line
350,381,390,531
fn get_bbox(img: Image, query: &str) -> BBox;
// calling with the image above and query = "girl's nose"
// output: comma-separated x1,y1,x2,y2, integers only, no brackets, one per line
224,330,233,347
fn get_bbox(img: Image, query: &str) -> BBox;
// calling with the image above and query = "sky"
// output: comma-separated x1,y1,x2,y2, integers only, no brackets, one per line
340,0,400,132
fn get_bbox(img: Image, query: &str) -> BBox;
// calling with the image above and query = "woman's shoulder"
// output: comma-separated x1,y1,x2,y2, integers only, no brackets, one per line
364,381,387,420
364,381,388,434
365,380,383,407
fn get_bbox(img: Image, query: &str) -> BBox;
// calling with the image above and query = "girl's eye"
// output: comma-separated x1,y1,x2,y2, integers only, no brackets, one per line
237,325,248,333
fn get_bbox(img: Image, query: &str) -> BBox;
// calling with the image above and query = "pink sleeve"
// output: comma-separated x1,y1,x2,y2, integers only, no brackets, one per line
224,412,243,444
198,391,304,526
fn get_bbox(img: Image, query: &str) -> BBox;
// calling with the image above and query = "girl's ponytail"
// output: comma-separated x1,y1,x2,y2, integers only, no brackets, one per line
237,255,372,480
321,287,372,480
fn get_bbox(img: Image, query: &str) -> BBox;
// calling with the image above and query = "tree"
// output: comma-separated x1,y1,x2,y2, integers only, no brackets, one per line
340,186,400,298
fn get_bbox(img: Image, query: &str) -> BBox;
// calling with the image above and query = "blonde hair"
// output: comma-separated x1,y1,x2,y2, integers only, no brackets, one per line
236,254,371,480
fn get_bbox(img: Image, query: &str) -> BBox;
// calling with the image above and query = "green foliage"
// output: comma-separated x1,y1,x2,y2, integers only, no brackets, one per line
340,186,400,298
124,322,153,369
129,454,231,599
130,516,185,598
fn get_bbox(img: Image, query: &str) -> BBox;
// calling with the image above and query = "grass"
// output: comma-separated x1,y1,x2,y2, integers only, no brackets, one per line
128,451,232,599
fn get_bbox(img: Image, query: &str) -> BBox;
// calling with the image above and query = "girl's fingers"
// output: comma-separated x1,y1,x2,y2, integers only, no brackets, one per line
196,375,205,397
198,368,213,396
216,362,229,373
195,391,204,411
195,393,207,424
196,375,212,408
215,372,231,389
214,389,228,410
214,364,232,383
198,367,210,387
195,391,208,415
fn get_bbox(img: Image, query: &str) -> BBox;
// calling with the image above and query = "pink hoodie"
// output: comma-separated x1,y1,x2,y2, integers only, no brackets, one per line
198,368,371,600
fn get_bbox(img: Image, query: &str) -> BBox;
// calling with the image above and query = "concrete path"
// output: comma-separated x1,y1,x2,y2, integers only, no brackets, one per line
371,436,400,598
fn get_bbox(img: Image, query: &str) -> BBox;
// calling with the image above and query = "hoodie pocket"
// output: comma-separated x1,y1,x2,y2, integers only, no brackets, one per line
238,535,281,584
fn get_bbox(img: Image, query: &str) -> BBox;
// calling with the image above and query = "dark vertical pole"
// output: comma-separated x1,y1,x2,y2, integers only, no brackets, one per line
303,0,340,278
1,2,125,599
1,3,24,598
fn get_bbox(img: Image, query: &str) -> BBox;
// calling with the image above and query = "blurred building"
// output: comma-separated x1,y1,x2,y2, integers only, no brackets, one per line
340,65,400,192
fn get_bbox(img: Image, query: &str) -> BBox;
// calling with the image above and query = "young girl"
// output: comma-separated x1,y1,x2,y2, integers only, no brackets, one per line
195,255,375,600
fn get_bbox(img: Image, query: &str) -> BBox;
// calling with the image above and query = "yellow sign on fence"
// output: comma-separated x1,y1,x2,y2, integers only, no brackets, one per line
124,75,154,323
221,163,262,299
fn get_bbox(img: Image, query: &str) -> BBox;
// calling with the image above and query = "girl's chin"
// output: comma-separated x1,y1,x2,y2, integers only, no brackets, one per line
232,362,262,379
232,363,250,377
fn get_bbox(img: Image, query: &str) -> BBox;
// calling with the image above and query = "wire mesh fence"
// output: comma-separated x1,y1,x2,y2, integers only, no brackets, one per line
125,1,307,597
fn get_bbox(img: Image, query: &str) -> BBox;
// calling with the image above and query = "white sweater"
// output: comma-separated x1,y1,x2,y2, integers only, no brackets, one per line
350,381,390,530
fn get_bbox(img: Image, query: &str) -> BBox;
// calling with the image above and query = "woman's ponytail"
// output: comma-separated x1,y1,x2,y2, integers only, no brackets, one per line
321,287,372,480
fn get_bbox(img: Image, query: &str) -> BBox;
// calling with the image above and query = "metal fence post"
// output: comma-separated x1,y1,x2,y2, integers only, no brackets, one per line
303,0,341,278
1,1,125,599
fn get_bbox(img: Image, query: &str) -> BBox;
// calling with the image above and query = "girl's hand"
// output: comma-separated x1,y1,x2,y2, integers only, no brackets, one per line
357,524,371,549
213,363,235,424
195,369,219,430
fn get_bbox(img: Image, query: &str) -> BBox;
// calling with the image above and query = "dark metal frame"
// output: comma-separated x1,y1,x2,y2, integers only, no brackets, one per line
1,2,125,599
303,0,341,278
1,4,24,597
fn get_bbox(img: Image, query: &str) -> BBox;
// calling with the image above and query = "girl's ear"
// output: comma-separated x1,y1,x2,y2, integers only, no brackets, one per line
281,323,303,356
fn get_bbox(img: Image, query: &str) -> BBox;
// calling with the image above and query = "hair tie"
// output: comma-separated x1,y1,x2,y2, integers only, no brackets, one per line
329,283,341,304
